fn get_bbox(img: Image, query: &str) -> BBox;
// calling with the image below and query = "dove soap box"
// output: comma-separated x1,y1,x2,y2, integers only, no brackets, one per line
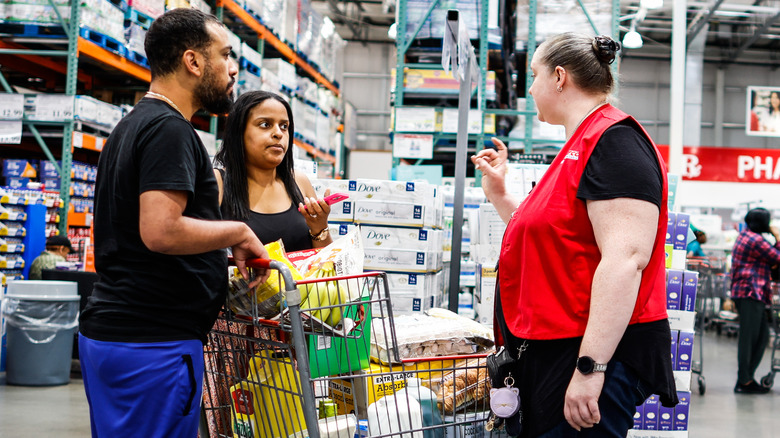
363,248,442,273
681,270,699,312
360,225,441,252
676,331,694,372
666,269,684,310
354,200,425,228
348,179,434,205
642,394,659,430
674,391,690,430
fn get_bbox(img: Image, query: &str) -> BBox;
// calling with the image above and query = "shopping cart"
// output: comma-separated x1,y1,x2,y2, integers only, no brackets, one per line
759,282,780,389
200,259,499,438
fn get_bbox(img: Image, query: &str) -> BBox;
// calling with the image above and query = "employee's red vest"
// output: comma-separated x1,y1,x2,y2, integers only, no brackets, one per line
498,105,669,340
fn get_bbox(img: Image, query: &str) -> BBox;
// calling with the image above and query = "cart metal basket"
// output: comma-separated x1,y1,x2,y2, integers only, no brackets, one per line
200,259,500,438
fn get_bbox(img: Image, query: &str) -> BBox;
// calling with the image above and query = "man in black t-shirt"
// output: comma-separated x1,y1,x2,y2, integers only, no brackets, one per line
78,9,267,438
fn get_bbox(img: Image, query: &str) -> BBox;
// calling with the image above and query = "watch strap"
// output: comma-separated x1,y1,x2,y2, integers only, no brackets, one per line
309,227,329,241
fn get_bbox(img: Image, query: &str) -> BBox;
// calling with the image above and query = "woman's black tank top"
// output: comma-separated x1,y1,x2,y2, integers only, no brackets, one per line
239,204,311,252
218,169,312,252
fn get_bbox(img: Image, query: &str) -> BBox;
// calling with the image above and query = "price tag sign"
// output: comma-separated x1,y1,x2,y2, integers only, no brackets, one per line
0,94,24,120
394,107,436,132
441,108,483,134
31,95,74,121
0,121,23,144
393,133,434,159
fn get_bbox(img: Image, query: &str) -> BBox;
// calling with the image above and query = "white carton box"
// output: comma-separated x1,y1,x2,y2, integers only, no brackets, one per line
363,248,442,273
329,222,358,239
385,272,429,295
349,179,434,205
389,291,435,315
353,200,425,228
360,225,440,252
478,203,506,246
327,200,354,223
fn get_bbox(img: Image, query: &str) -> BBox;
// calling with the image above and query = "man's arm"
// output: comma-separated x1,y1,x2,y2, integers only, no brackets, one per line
139,190,267,283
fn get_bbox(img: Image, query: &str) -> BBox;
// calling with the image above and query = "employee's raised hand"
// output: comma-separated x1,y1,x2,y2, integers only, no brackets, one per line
471,137,509,203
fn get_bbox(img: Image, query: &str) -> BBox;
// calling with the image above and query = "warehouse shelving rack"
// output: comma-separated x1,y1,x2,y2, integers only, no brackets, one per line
390,0,622,168
0,0,346,231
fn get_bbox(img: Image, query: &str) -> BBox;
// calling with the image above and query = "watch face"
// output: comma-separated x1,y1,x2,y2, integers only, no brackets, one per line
577,356,595,374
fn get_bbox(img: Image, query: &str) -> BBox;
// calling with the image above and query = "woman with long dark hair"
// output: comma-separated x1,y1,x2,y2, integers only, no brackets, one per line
214,90,333,251
730,207,780,393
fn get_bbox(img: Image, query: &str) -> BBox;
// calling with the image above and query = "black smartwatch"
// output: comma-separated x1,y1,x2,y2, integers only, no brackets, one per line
576,356,608,375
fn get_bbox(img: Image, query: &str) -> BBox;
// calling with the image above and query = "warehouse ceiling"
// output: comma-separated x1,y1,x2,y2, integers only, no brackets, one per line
311,0,780,66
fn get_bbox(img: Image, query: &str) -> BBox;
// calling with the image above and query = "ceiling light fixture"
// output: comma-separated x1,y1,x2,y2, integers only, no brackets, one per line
622,28,643,49
387,22,397,40
640,0,663,9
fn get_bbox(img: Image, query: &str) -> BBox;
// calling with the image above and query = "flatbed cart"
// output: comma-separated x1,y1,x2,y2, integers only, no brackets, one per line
759,282,780,389
200,259,500,438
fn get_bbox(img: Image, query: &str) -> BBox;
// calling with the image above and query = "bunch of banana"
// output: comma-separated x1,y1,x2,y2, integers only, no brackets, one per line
298,262,351,327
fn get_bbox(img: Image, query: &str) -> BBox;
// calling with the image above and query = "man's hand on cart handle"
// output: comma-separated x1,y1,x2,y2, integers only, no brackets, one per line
231,232,270,288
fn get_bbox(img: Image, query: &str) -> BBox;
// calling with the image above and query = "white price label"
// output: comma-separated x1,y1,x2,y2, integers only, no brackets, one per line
0,121,23,144
441,108,483,134
33,95,74,121
0,94,24,120
394,107,436,132
393,133,434,159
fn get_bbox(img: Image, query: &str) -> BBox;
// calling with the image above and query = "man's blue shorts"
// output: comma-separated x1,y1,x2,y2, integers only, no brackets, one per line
79,333,204,438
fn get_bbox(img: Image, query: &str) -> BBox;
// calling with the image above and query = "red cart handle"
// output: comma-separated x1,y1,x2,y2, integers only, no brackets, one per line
227,257,272,269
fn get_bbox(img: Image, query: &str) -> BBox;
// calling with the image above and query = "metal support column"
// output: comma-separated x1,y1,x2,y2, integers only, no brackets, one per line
444,10,474,312
523,0,537,154
59,0,81,234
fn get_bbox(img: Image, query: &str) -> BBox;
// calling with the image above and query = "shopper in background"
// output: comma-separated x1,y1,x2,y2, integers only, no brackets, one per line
28,235,73,280
472,32,677,437
730,207,780,394
214,90,333,251
78,8,268,438
687,227,707,258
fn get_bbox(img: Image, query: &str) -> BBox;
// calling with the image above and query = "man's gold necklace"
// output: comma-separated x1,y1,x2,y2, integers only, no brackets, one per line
146,91,186,118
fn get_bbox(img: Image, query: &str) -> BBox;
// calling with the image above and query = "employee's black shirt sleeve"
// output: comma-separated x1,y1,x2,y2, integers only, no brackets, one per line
577,120,663,209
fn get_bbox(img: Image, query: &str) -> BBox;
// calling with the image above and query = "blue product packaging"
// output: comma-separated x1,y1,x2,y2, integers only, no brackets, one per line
658,405,675,430
674,391,690,430
673,213,690,250
670,329,678,370
681,270,699,312
677,331,695,371
666,212,676,245
666,269,684,311
643,394,659,430
633,403,644,430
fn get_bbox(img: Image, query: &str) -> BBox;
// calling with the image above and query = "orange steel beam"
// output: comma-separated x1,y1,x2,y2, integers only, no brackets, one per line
293,139,336,164
0,40,92,84
77,38,151,83
219,0,339,96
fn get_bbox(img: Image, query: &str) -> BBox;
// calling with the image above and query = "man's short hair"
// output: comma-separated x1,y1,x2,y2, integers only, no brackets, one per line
144,8,222,79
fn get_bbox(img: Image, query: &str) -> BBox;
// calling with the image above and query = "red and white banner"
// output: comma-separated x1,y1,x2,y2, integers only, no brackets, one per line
658,145,780,184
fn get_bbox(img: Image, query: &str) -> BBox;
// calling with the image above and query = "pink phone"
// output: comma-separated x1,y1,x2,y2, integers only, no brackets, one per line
323,193,349,205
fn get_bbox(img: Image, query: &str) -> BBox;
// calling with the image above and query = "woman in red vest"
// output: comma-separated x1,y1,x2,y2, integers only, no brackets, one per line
472,33,677,437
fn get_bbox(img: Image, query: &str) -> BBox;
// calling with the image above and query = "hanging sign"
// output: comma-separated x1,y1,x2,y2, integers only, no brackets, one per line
393,134,434,159
658,145,780,184
0,121,22,144
746,86,780,138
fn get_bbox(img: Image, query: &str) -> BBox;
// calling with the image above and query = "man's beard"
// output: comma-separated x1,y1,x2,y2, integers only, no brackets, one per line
195,62,234,114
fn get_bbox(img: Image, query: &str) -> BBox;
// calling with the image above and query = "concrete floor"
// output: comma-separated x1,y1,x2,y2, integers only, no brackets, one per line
0,330,779,437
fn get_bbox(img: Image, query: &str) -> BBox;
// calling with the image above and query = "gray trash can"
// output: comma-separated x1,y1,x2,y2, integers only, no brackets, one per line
2,280,79,386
